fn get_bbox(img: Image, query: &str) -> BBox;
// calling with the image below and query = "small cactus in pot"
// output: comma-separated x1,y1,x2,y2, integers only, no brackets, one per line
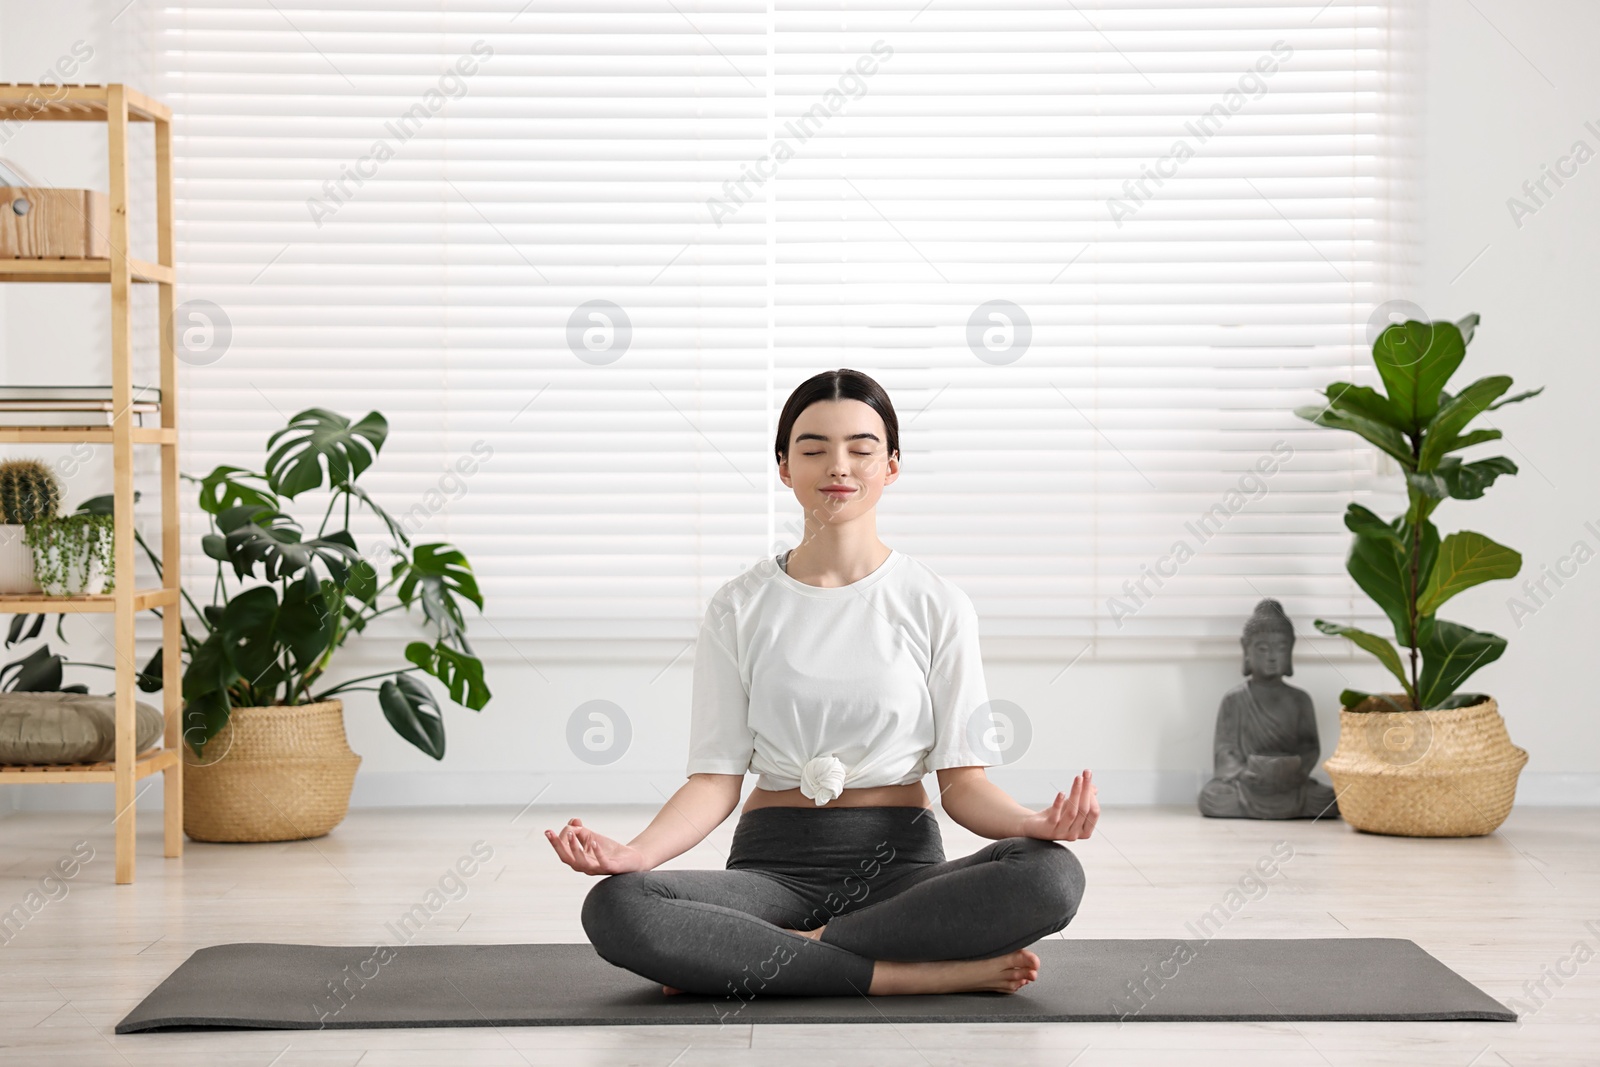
0,458,62,524
0,458,61,594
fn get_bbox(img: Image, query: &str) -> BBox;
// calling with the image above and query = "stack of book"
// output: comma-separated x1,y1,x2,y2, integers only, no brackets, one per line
0,385,162,427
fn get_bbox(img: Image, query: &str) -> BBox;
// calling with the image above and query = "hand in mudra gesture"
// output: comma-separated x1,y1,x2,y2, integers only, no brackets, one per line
1021,769,1100,842
545,818,646,875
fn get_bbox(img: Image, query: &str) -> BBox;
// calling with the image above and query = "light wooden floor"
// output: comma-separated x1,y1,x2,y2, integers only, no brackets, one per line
1,802,1595,1066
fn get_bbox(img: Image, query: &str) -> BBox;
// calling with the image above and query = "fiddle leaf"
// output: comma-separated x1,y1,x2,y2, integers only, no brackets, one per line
1371,319,1466,430
1294,403,1415,468
1416,618,1507,710
1346,515,1437,648
1314,620,1413,701
1418,376,1511,469
1417,532,1521,617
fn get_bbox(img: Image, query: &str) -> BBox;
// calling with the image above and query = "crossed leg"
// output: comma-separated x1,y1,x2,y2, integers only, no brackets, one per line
580,836,1084,997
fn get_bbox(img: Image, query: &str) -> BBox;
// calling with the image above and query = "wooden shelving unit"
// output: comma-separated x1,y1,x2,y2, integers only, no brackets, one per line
0,83,182,884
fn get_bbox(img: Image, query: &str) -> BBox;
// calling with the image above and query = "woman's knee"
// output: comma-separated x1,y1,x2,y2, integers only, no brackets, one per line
580,872,654,961
1009,837,1086,929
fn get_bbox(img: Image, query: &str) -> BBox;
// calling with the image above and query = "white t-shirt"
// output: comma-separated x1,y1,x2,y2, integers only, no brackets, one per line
685,547,1000,803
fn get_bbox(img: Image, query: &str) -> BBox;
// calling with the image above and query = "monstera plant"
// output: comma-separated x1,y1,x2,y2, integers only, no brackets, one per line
1295,314,1541,711
63,408,493,761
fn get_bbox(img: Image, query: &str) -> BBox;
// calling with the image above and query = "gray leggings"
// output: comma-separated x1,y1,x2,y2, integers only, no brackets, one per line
581,804,1085,999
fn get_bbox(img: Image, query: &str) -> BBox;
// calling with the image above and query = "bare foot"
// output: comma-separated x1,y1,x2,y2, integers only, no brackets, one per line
869,948,1042,996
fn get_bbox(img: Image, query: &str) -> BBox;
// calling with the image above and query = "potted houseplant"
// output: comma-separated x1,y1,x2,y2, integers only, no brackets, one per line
0,458,60,594
84,407,492,842
1295,312,1541,837
24,512,114,595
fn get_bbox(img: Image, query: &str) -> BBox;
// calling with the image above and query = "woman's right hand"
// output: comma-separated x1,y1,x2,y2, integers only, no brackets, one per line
545,818,647,875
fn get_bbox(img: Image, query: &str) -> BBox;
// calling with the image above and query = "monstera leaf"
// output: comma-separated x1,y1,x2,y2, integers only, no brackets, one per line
73,492,138,516
179,587,290,742
137,646,165,693
265,408,388,499
207,504,360,583
379,673,447,760
0,646,88,693
346,482,411,549
194,465,279,515
181,689,232,755
6,612,66,648
6,614,44,647
181,630,243,753
404,640,491,710
217,585,286,696
277,573,342,672
395,543,483,640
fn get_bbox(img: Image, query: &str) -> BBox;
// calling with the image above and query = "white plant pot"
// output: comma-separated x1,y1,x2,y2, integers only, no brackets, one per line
0,524,40,594
30,536,112,596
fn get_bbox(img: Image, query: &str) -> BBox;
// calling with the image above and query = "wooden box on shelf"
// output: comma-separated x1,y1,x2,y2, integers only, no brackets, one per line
0,187,109,258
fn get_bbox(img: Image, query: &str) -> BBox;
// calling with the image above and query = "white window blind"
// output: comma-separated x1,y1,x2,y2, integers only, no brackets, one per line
149,1,1410,660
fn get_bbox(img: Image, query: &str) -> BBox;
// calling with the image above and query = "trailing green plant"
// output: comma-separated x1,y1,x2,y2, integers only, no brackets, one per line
23,513,114,595
0,458,61,524
1295,313,1541,711
3,521,94,692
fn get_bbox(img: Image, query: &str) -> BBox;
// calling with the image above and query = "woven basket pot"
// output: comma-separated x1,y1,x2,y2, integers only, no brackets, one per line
182,700,362,843
1323,694,1527,837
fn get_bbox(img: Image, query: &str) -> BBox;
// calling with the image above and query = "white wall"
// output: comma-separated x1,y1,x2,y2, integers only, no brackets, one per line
3,0,1596,816
1413,0,1600,801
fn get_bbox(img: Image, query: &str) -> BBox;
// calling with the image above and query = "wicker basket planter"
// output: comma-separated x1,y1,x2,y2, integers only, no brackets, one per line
182,700,361,843
1323,694,1527,837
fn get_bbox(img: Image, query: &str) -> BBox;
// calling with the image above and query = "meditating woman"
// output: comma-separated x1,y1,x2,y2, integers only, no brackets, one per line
546,368,1098,1000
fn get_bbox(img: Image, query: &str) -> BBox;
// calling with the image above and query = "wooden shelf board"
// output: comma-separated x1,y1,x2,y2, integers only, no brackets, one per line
0,587,178,613
0,258,172,284
0,746,178,784
0,84,170,123
0,426,175,444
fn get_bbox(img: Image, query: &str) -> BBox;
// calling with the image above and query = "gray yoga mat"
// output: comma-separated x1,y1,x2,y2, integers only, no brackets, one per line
115,937,1514,1032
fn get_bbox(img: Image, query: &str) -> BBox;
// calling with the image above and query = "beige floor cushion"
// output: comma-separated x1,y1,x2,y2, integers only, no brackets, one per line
0,691,166,764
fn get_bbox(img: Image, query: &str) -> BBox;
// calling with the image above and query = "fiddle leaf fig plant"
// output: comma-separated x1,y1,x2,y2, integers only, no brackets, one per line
1295,313,1541,711
62,408,491,760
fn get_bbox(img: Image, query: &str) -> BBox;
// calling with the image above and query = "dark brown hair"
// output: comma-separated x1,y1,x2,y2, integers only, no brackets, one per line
773,369,900,467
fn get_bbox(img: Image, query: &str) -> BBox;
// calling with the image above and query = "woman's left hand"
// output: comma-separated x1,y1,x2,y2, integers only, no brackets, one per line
1020,769,1099,841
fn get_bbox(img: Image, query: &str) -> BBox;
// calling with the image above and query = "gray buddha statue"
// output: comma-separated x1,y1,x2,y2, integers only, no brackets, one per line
1198,599,1339,820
